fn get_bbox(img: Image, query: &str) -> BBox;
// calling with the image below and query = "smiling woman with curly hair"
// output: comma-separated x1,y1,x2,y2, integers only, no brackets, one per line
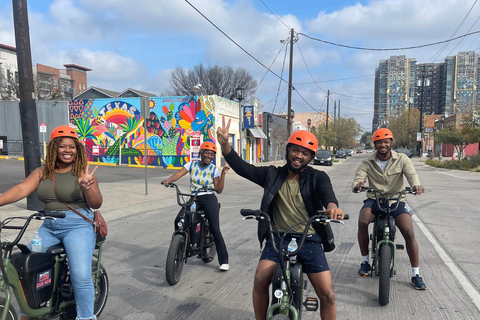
0,125,103,320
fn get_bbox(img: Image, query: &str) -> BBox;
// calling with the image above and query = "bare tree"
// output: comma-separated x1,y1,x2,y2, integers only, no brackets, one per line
0,69,19,101
168,64,257,99
271,125,289,165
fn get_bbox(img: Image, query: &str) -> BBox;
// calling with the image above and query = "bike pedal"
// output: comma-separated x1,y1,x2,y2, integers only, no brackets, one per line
396,244,405,250
303,297,319,311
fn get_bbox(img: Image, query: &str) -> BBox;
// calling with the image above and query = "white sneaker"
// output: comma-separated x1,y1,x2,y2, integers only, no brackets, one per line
219,264,229,271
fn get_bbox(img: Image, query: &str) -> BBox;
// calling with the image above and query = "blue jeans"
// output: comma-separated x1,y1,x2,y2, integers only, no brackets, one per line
34,208,97,320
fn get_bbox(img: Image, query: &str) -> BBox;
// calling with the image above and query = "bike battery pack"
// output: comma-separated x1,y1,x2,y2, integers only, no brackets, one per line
376,216,396,241
11,251,55,308
186,210,202,245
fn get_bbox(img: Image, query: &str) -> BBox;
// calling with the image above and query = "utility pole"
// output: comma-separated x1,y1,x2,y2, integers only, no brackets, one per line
338,100,341,118
287,28,294,137
326,90,329,130
13,0,42,210
334,101,336,123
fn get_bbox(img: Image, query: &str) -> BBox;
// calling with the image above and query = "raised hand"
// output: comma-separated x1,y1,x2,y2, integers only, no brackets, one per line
217,116,232,154
80,163,98,190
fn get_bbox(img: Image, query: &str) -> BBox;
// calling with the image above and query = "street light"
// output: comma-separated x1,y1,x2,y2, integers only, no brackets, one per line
191,83,202,95
417,69,430,157
235,87,244,160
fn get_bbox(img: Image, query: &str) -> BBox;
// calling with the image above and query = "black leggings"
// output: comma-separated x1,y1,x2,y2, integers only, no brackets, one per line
174,194,228,265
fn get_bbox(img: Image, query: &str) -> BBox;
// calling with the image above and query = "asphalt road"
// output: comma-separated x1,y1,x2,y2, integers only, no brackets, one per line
1,155,480,319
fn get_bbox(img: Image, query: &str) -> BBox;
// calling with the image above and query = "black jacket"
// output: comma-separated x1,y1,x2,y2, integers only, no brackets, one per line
224,149,339,251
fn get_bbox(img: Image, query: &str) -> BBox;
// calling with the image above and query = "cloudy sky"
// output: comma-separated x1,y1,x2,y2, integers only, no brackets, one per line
1,0,480,131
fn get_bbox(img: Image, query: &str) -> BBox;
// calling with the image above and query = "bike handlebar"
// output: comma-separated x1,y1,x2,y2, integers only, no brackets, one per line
240,209,349,257
162,182,218,207
355,187,416,213
1,211,66,249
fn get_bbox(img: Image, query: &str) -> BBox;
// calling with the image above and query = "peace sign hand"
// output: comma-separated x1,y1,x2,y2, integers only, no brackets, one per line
80,163,98,190
217,116,232,154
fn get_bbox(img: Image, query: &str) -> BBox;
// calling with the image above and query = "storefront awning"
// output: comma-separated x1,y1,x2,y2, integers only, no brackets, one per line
247,127,267,139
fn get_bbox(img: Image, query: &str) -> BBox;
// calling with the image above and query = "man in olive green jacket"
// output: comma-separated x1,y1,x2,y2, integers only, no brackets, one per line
352,128,427,290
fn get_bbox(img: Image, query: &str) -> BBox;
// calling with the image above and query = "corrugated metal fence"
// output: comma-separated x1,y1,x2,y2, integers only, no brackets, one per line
0,100,69,157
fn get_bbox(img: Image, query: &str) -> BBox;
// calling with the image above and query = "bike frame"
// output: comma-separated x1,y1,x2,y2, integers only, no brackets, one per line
372,209,397,277
165,183,217,260
241,209,347,320
0,212,105,320
366,188,414,278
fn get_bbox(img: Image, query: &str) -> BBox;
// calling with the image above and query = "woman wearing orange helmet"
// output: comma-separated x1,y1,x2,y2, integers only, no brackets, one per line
0,125,102,320
162,141,231,271
217,116,345,320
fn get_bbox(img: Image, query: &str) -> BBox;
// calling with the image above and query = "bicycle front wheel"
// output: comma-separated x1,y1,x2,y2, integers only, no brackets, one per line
166,234,186,285
378,245,392,306
0,297,17,320
271,314,290,320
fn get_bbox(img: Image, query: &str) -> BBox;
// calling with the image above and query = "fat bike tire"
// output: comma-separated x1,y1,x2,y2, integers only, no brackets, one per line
62,263,109,320
92,264,109,317
166,234,186,285
378,245,392,306
271,314,291,320
201,222,217,263
0,297,17,320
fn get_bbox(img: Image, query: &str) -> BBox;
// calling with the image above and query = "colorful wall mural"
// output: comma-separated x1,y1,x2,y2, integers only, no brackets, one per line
68,95,217,168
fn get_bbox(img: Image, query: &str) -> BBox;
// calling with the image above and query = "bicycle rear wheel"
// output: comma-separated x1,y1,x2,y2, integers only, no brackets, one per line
201,221,217,263
166,234,186,285
378,245,392,306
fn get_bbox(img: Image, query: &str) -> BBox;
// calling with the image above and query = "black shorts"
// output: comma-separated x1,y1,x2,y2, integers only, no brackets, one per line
362,198,411,219
260,233,329,273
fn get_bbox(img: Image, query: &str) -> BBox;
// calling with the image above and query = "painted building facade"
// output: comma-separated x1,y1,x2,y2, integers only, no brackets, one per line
68,95,240,168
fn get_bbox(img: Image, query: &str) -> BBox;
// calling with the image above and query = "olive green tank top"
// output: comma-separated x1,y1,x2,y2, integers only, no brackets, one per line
37,170,88,211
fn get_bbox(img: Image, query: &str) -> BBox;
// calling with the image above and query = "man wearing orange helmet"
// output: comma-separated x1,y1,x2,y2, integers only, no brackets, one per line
352,128,427,290
218,117,344,320
162,141,231,271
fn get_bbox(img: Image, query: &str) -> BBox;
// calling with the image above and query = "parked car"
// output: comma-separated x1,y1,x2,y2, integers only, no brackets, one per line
356,148,363,154
314,150,333,166
335,150,347,159
395,148,412,158
346,149,353,156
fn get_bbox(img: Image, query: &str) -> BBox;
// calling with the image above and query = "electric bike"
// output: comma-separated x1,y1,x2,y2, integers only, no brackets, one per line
357,187,416,306
163,183,217,285
0,210,108,320
241,209,348,320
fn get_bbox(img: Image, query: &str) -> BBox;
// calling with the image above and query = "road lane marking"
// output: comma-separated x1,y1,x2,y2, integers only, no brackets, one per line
412,214,480,312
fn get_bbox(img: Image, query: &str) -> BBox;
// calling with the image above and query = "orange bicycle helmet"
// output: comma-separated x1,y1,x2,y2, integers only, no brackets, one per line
287,130,318,154
372,128,394,142
200,141,217,153
50,125,79,141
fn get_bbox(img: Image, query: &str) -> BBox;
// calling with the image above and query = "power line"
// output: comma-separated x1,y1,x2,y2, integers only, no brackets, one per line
184,0,287,83
272,41,289,114
295,41,325,93
294,74,375,85
298,30,480,51
254,39,288,92
259,0,290,30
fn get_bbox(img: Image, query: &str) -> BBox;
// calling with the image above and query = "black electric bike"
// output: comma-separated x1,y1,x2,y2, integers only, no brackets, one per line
356,187,416,306
240,209,348,320
0,211,108,320
163,182,217,285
